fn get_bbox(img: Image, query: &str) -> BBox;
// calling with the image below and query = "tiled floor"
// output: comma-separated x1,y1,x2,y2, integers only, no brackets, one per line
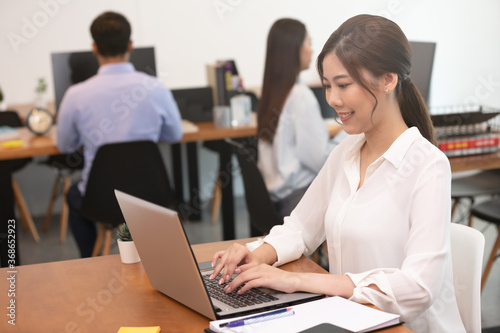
15,197,500,331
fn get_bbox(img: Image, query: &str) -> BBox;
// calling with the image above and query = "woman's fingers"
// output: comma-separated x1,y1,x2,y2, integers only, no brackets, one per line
220,244,250,282
224,264,298,295
224,264,269,293
210,251,228,279
210,243,251,283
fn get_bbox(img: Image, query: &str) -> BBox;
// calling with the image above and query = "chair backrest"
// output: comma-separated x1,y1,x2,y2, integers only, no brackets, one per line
449,223,485,333
226,138,282,237
80,140,178,227
0,110,23,127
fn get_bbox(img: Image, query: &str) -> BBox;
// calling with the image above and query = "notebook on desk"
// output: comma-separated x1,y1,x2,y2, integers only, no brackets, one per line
115,190,324,320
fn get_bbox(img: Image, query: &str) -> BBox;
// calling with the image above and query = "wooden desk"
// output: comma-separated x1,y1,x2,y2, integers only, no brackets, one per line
0,238,410,333
449,151,500,173
0,122,255,160
0,127,59,160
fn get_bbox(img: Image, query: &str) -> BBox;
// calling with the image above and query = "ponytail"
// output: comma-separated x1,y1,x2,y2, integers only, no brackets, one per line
398,78,437,145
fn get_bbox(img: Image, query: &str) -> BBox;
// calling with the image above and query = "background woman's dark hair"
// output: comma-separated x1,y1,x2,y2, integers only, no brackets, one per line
91,11,131,57
316,14,436,145
257,18,306,142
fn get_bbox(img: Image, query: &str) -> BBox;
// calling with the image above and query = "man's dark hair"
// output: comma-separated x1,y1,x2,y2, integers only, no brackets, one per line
90,11,131,57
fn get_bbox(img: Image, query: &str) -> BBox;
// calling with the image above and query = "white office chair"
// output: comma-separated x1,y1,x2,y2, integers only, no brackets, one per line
450,223,485,333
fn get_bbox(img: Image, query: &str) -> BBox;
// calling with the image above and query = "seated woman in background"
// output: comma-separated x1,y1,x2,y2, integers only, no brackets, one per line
257,18,345,219
212,14,465,333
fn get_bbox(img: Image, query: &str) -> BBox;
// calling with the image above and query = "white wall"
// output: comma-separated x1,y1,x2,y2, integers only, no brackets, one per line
2,0,500,215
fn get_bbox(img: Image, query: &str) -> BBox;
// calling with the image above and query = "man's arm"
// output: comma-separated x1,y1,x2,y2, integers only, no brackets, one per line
157,88,183,143
56,90,82,153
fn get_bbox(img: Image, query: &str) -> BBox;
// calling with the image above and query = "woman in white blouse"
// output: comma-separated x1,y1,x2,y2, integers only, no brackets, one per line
257,18,344,219
211,14,465,333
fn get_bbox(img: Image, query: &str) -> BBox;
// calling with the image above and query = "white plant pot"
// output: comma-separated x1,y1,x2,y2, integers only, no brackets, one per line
117,239,141,264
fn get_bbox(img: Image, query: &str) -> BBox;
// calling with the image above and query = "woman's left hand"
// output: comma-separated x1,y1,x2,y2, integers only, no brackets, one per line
223,263,299,295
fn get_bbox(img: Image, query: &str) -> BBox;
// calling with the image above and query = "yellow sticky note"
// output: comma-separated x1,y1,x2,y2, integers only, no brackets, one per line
1,140,23,149
117,327,160,333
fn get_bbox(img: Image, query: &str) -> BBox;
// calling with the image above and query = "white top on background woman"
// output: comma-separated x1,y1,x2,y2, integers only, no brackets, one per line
257,18,343,219
211,14,465,333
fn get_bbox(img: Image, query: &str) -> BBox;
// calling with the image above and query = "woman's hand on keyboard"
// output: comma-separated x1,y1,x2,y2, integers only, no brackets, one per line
224,264,299,294
210,243,261,285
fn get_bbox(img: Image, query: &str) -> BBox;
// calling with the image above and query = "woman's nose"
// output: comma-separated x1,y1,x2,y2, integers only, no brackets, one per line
326,90,341,109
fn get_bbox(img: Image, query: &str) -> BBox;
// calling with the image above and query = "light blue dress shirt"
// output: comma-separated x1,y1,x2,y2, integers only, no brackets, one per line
57,62,183,194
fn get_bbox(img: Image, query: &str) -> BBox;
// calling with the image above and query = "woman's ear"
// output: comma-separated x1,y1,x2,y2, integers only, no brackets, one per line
383,72,399,94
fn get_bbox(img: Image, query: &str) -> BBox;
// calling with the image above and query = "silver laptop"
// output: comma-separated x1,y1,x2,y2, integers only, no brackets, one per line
115,190,324,320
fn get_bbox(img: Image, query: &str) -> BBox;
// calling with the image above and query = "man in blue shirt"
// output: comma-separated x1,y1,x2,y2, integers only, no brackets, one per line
57,11,183,257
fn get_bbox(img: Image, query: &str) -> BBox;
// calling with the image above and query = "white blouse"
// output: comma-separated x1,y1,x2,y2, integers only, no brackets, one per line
258,82,342,201
250,127,465,333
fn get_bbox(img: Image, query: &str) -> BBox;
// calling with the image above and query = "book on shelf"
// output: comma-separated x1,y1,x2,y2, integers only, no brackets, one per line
437,133,500,157
206,59,243,106
431,105,500,157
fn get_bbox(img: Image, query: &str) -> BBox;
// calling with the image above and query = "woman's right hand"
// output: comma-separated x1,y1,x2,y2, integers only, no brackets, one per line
210,243,261,284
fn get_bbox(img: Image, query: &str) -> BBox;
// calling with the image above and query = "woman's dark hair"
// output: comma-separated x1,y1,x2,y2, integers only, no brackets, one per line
317,14,436,145
257,18,306,142
90,11,131,57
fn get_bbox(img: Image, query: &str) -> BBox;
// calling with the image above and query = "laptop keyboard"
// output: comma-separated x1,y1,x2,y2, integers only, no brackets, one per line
203,274,278,308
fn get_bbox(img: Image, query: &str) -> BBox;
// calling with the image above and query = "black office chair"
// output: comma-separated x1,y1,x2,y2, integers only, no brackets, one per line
79,140,180,256
469,197,500,291
225,138,281,237
451,169,500,226
227,137,329,267
0,110,40,243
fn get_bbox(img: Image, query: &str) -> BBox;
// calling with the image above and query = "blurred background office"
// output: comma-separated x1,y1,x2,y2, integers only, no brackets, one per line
2,0,499,217
2,1,500,329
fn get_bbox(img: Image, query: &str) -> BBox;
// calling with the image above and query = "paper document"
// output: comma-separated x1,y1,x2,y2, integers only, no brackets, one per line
181,119,199,133
209,296,400,333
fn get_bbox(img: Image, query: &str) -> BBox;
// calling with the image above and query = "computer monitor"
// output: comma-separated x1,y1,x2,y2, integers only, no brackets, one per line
51,47,156,113
171,87,214,123
408,41,436,106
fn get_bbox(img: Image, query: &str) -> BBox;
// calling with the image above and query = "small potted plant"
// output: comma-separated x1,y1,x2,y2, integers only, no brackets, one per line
116,223,141,264
34,77,48,108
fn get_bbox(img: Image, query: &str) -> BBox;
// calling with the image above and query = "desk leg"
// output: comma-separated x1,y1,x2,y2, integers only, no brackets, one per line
171,143,202,221
187,142,201,221
171,143,184,208
219,142,235,240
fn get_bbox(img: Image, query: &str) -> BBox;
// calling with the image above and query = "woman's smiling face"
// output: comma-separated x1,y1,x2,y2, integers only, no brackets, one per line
321,51,385,136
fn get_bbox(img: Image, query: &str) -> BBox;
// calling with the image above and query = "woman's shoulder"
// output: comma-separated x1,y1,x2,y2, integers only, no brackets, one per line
408,128,451,169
